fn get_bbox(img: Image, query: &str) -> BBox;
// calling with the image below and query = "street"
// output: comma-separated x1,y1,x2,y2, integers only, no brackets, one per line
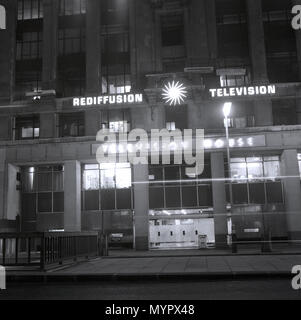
0,279,300,300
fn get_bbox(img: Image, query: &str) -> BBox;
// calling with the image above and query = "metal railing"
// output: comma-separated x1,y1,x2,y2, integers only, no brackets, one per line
0,232,102,270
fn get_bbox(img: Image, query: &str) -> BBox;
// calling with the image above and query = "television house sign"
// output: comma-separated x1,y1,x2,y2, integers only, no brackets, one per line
73,93,143,107
209,85,276,98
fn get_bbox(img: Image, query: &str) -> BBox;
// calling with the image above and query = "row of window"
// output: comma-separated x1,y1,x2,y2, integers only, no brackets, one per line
20,154,301,214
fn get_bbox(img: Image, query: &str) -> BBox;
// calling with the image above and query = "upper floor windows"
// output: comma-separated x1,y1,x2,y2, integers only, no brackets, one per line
102,74,131,95
101,109,131,133
18,0,43,20
230,156,281,182
58,28,85,55
59,0,86,16
161,14,185,47
14,115,40,140
58,112,85,137
16,31,42,60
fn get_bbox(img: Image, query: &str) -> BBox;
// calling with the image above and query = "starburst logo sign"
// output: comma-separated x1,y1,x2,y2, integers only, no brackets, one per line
162,81,187,106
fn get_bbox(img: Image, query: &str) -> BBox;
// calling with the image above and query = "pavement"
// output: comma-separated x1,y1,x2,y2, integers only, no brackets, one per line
5,253,301,282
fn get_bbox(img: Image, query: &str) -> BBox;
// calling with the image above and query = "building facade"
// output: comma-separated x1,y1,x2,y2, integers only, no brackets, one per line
1,0,301,250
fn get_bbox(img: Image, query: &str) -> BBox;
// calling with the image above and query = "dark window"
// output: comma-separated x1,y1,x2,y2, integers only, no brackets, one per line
101,0,130,94
161,14,184,47
16,31,43,60
14,115,40,140
149,187,165,209
149,163,213,210
21,165,64,215
249,183,265,205
165,105,188,130
165,187,181,208
59,112,85,137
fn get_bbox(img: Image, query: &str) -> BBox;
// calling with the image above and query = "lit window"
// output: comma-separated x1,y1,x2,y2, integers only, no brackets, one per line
0,5,6,29
59,112,85,137
166,122,176,131
18,0,43,20
14,115,40,140
220,75,249,87
109,121,129,133
230,156,281,181
298,154,301,177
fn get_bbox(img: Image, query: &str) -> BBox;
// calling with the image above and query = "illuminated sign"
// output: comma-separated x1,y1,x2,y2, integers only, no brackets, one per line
209,85,276,98
162,81,187,106
0,5,6,30
73,93,143,107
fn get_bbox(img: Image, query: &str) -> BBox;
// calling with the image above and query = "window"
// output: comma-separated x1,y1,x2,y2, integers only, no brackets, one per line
21,165,64,215
102,74,131,95
82,163,133,211
18,0,43,20
228,156,283,205
298,154,301,177
59,0,86,16
101,0,130,95
149,164,213,210
0,5,6,29
59,113,85,137
161,14,184,47
16,31,43,60
230,156,281,182
166,122,176,131
220,74,249,87
165,105,188,130
216,0,249,59
101,109,131,133
101,0,129,26
226,116,255,129
58,28,85,55
14,115,40,140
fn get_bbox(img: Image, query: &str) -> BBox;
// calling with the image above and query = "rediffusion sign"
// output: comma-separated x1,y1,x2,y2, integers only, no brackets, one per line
209,85,276,98
73,93,143,107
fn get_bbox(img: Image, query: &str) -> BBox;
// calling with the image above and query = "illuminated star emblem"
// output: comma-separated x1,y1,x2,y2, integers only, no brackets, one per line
162,81,187,106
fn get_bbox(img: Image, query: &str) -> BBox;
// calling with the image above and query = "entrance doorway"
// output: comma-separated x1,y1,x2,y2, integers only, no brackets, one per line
149,209,215,249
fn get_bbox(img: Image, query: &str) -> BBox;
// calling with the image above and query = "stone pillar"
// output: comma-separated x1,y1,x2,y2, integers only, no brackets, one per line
187,100,204,129
6,164,20,220
40,113,55,139
64,161,81,232
246,0,273,126
129,0,154,89
292,0,301,123
85,109,101,136
0,0,17,103
0,149,6,220
0,116,11,141
86,0,101,95
281,150,301,240
42,0,58,91
211,152,228,247
133,162,149,250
